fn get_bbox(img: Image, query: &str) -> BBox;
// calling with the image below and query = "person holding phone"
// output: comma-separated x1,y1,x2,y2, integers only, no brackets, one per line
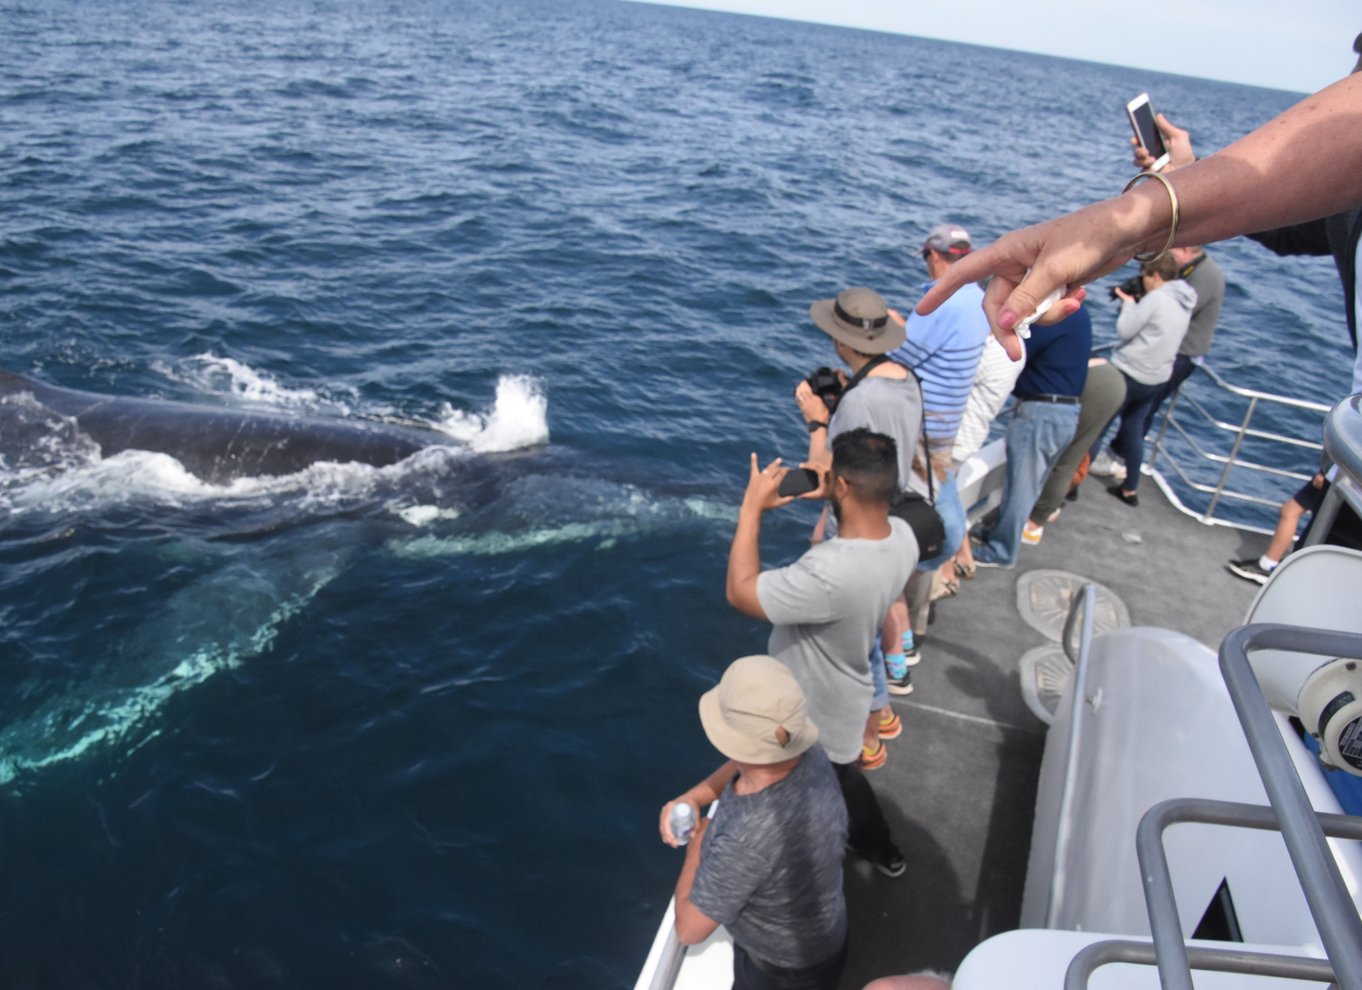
1130,40,1362,391
1126,93,1170,172
725,428,916,879
915,72,1362,363
1126,34,1362,551
1119,96,1229,471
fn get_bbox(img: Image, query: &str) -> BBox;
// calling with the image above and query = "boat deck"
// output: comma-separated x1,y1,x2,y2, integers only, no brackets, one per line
839,468,1265,988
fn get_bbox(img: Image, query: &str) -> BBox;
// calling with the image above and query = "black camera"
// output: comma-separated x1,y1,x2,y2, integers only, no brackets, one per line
1108,275,1145,303
805,367,845,413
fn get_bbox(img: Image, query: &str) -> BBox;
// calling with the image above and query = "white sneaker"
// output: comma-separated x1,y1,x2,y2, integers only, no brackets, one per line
1089,451,1127,481
1021,522,1044,546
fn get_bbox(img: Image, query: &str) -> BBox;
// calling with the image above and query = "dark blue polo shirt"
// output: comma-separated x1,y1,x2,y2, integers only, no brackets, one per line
1013,305,1092,399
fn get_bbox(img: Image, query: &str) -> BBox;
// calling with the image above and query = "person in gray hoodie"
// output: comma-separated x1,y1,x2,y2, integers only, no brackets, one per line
1091,253,1197,506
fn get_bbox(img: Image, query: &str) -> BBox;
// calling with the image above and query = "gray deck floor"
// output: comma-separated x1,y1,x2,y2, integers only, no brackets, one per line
838,469,1266,989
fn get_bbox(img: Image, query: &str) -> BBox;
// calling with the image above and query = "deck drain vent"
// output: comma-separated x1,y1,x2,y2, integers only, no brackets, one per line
1020,643,1074,724
1016,569,1130,653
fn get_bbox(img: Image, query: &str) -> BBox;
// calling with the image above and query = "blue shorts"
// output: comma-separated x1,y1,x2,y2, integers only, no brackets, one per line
1291,477,1329,515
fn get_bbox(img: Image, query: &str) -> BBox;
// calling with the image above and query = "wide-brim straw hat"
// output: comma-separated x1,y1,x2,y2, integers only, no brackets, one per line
809,286,905,354
698,655,818,764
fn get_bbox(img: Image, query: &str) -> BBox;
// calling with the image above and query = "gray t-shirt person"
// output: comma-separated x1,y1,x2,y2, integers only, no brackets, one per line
1178,251,1225,358
689,745,848,969
756,517,917,764
829,375,926,496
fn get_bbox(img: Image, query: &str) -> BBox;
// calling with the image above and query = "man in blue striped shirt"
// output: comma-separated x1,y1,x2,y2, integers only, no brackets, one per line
887,224,992,673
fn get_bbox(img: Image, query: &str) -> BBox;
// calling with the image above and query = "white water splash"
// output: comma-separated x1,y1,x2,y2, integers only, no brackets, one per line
392,504,462,527
434,374,548,453
156,353,354,413
1,447,471,514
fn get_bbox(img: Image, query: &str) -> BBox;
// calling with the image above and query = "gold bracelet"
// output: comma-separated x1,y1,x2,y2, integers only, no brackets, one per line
1123,171,1180,263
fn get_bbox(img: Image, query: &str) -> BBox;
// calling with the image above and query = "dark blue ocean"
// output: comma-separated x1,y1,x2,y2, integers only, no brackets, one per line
0,1,1353,986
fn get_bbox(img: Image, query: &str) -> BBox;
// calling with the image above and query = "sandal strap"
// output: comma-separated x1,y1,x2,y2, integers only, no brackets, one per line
859,741,887,769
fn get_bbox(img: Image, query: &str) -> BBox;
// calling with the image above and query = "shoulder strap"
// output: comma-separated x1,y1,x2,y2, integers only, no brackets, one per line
905,367,935,502
838,354,889,397
840,356,936,502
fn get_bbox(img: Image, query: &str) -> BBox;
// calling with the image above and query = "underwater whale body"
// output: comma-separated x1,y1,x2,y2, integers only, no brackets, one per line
0,369,457,483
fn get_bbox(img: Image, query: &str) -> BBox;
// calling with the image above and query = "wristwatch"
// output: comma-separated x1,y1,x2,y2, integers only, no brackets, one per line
807,420,828,434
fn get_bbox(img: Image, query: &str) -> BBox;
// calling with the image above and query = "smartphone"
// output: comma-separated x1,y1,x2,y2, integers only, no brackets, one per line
1125,93,1169,171
777,468,821,498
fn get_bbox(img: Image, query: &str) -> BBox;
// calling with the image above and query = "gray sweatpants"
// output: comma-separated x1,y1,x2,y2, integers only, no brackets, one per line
1029,361,1128,526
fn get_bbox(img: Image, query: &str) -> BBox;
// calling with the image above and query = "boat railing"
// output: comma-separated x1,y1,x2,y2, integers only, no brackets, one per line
1065,396,1362,990
1144,362,1333,530
1062,936,1338,989
1305,392,1362,547
634,901,685,990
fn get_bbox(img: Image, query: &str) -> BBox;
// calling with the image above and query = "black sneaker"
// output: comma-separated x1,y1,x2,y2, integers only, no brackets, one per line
1227,558,1273,585
887,667,913,696
874,853,907,879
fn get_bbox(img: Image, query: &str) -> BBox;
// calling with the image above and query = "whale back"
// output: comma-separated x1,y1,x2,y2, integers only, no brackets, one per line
0,370,451,483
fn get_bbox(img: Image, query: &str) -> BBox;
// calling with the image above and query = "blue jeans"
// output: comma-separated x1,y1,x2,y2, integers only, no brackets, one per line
916,471,965,572
977,401,1080,567
1141,353,1197,437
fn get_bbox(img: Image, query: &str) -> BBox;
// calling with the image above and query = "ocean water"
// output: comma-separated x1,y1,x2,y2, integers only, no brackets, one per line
0,1,1354,986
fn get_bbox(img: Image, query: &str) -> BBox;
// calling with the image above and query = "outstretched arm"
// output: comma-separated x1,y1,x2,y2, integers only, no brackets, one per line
725,454,795,618
919,73,1362,360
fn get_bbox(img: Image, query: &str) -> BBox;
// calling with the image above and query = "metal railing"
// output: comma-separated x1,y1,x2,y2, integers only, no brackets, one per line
1146,363,1333,528
1066,396,1362,990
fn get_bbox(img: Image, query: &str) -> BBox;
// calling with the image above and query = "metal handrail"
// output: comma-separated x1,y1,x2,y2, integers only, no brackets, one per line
1063,938,1336,990
1143,363,1332,528
1064,623,1362,990
1216,625,1362,988
1135,797,1362,990
1190,362,1340,414
1065,397,1362,990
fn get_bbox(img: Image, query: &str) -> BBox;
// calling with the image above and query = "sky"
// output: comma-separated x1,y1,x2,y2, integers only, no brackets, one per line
631,0,1358,94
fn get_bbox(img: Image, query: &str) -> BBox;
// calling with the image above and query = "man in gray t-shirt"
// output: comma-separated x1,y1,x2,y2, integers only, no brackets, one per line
661,656,848,988
726,428,914,877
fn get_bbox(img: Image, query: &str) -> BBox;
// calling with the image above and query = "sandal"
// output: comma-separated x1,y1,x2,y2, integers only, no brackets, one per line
953,559,976,580
859,741,887,770
930,570,959,601
877,710,902,740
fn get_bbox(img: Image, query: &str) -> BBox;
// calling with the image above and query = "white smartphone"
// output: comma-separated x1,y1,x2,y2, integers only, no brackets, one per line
1125,93,1169,171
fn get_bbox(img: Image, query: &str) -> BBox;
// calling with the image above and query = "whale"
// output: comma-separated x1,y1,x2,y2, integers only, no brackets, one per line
0,369,458,484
